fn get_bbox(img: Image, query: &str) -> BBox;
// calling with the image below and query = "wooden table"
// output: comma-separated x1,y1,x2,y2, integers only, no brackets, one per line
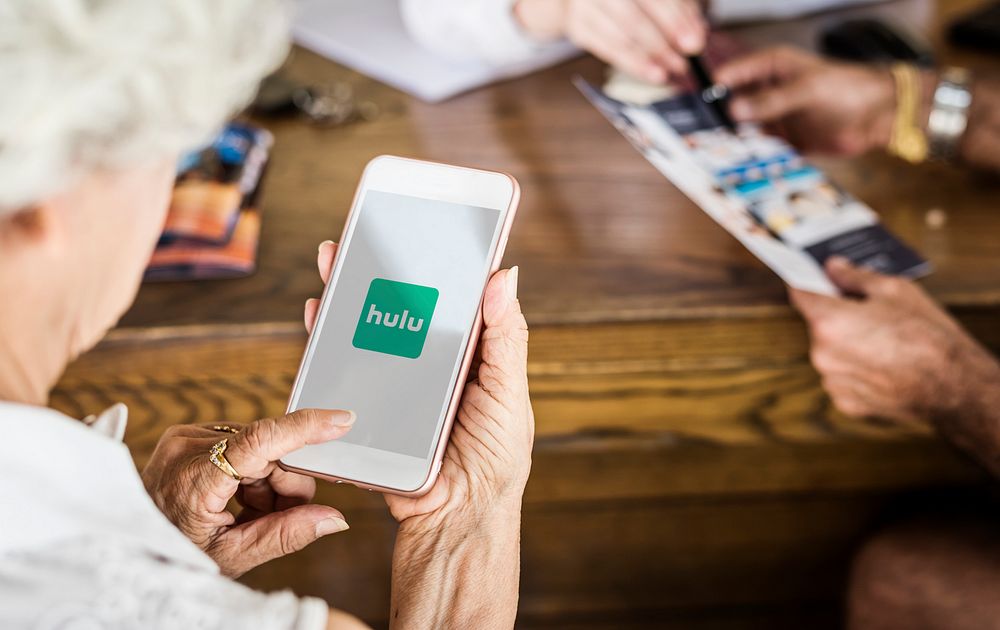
53,1,1000,627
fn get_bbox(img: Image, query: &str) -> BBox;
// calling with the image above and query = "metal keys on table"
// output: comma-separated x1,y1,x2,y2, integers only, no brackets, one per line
252,74,380,127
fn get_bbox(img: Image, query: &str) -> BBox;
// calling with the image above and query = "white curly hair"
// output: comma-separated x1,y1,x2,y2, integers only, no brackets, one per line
0,0,290,215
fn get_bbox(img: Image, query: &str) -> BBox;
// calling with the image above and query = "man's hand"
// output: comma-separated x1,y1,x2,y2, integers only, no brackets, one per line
716,46,897,155
514,0,706,83
142,409,356,578
791,257,1000,425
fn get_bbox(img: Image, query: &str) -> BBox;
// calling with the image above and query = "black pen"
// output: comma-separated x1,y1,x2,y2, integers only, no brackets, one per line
688,55,736,132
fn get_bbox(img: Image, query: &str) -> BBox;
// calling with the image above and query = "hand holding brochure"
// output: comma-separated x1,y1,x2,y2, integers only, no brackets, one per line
576,78,930,296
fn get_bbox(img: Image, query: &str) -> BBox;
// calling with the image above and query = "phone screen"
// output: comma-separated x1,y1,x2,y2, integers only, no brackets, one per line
290,189,503,460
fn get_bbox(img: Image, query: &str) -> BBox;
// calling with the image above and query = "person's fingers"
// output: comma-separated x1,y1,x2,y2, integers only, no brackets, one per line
679,0,708,36
476,267,529,403
304,240,339,333
236,479,277,513
824,256,898,298
211,504,349,578
727,76,814,123
317,240,338,284
636,0,707,56
304,298,320,334
605,0,686,76
225,409,356,481
715,45,815,91
574,8,668,83
787,286,846,323
183,423,247,438
268,466,317,511
195,409,355,513
236,468,314,514
822,375,875,418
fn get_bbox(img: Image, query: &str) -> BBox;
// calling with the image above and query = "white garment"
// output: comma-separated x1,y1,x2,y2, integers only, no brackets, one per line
399,0,575,68
0,402,328,630
399,0,884,68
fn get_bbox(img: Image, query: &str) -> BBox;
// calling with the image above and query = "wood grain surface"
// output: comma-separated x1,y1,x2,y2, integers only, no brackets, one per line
50,0,1000,627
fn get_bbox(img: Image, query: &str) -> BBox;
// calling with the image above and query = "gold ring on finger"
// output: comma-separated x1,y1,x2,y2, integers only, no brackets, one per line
211,425,240,434
209,438,243,481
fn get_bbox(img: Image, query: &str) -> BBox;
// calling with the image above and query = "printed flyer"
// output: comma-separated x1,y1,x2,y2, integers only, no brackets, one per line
576,78,930,295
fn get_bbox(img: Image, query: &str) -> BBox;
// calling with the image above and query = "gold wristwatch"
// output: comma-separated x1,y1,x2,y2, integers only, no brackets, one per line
888,63,928,164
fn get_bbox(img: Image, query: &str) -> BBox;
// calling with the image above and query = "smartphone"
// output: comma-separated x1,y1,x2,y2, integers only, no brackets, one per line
280,156,520,496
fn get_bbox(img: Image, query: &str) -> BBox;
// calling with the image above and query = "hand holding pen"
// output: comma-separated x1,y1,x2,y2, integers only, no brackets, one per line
515,0,708,83
688,54,738,132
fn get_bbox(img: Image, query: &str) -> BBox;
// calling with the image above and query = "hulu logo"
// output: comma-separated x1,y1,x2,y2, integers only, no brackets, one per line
353,278,438,359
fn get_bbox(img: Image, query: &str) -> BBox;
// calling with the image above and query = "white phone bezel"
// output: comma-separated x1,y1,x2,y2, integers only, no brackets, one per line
280,155,519,495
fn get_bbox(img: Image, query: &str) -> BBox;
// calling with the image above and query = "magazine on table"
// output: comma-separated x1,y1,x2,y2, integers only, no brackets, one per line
145,122,272,282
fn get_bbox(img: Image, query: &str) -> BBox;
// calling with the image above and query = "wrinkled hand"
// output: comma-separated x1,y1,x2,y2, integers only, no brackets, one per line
306,241,534,529
515,0,706,83
790,257,998,423
142,409,356,577
716,46,896,155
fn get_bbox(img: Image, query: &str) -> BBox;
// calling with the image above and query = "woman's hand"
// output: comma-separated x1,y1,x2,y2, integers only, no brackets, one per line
306,241,534,532
514,0,707,83
715,46,897,155
142,409,356,578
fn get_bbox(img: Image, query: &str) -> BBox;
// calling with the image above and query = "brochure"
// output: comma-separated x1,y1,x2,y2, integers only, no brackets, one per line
576,78,930,295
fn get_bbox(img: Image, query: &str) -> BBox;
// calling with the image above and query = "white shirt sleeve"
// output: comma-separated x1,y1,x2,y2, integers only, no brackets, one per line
399,0,576,67
0,403,333,630
399,0,889,67
1,538,330,630
710,0,885,23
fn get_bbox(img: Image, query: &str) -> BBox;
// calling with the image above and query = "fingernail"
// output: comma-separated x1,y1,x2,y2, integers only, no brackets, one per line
730,99,751,120
680,32,703,54
318,240,334,253
827,256,851,270
330,410,356,427
506,266,519,302
315,517,349,537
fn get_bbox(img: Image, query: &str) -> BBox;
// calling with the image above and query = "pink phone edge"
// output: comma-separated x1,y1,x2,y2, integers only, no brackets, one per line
278,155,521,498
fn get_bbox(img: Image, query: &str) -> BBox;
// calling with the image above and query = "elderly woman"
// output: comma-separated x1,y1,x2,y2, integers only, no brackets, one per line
0,2,533,629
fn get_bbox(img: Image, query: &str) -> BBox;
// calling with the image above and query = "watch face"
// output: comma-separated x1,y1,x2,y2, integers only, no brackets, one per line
928,70,972,159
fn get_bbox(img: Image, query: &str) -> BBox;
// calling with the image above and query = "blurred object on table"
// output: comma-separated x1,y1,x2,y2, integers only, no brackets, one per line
252,74,380,126
949,1,1000,53
726,0,932,53
820,18,934,65
144,123,272,282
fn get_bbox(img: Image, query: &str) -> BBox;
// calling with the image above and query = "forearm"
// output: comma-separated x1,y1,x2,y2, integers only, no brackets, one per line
932,346,1000,478
907,70,1000,172
389,502,522,630
864,69,1000,173
957,76,1000,173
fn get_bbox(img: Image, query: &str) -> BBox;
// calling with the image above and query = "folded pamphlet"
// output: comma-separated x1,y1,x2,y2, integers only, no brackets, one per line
576,78,930,295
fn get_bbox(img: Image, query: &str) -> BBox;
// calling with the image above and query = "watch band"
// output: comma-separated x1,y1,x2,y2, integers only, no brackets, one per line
889,63,928,164
927,67,972,161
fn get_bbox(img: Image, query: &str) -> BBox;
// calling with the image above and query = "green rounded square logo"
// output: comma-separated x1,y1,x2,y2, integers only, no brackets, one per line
353,278,439,359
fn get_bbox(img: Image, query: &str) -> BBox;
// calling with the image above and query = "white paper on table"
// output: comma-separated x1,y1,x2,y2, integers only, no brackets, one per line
292,0,579,103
